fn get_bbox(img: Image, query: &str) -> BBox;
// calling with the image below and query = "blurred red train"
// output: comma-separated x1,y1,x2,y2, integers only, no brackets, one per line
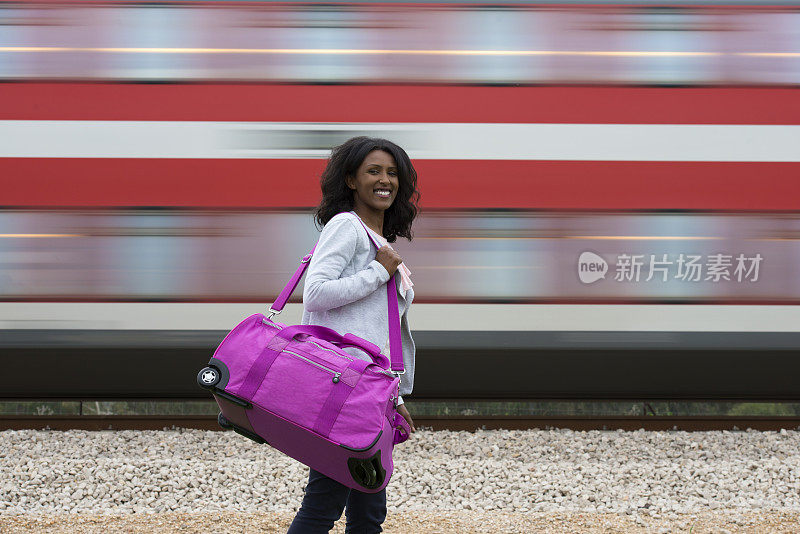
2,0,800,401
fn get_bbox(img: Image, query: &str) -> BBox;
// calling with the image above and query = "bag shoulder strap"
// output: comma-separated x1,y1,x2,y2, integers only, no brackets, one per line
268,214,404,374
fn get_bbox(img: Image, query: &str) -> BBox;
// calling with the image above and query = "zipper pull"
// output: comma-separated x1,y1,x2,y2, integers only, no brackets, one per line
332,373,341,384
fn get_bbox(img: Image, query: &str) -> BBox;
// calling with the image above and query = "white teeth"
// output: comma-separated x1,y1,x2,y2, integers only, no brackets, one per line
375,190,390,197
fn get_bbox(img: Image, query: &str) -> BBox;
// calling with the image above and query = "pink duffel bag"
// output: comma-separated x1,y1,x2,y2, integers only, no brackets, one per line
197,220,410,493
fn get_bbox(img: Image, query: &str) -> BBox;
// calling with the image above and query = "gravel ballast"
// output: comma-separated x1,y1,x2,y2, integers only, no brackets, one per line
1,427,798,532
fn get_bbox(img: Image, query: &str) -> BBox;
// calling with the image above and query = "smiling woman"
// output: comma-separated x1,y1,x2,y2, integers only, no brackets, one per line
283,136,422,533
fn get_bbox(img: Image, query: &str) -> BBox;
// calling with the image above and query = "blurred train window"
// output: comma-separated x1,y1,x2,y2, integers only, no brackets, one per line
3,210,799,303
1,3,799,85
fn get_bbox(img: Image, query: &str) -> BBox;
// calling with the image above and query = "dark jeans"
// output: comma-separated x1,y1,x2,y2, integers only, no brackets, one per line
287,468,387,534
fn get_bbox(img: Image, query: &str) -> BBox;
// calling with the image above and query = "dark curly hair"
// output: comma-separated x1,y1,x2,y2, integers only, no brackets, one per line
314,136,420,243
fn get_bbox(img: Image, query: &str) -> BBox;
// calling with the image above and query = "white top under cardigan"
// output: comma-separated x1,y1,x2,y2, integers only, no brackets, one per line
300,212,415,400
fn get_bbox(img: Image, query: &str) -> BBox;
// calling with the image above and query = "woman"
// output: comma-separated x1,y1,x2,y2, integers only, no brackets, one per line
287,136,420,533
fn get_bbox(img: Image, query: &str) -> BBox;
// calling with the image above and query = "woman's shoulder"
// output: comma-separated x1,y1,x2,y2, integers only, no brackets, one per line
322,212,360,236
325,211,359,227
319,212,365,248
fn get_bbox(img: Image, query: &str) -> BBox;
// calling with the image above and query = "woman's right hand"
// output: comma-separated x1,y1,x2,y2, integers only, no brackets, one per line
376,245,402,277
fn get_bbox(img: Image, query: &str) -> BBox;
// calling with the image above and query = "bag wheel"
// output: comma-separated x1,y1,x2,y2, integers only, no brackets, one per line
348,451,385,490
218,412,232,430
197,366,221,389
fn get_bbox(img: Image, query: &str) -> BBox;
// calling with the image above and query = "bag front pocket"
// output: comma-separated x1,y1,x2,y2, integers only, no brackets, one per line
254,350,342,429
284,349,343,384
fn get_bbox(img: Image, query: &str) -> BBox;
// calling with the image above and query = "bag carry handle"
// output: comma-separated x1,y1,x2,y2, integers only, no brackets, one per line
267,213,404,374
275,325,389,369
338,333,390,369
393,412,411,445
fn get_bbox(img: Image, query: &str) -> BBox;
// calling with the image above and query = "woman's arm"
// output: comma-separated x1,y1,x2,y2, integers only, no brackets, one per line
303,216,390,312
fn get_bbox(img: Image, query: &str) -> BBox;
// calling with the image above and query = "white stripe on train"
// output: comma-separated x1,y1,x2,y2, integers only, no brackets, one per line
1,121,800,162
2,303,800,332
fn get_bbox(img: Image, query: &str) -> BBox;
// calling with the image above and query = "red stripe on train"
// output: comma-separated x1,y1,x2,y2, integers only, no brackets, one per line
2,158,799,210
2,84,799,124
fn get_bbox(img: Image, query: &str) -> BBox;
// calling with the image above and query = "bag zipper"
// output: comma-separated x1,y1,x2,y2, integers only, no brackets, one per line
306,340,354,361
284,349,342,383
287,340,394,380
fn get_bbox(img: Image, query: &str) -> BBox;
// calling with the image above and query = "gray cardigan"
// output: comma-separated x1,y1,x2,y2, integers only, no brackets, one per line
301,212,415,397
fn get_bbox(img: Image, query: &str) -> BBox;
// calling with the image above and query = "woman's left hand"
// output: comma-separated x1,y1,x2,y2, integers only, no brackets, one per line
397,404,416,433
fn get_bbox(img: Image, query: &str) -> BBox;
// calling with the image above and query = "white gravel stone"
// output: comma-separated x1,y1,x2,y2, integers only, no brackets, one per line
0,428,798,517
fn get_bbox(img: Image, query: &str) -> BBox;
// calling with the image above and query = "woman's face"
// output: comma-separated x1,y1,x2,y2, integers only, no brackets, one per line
346,149,399,215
